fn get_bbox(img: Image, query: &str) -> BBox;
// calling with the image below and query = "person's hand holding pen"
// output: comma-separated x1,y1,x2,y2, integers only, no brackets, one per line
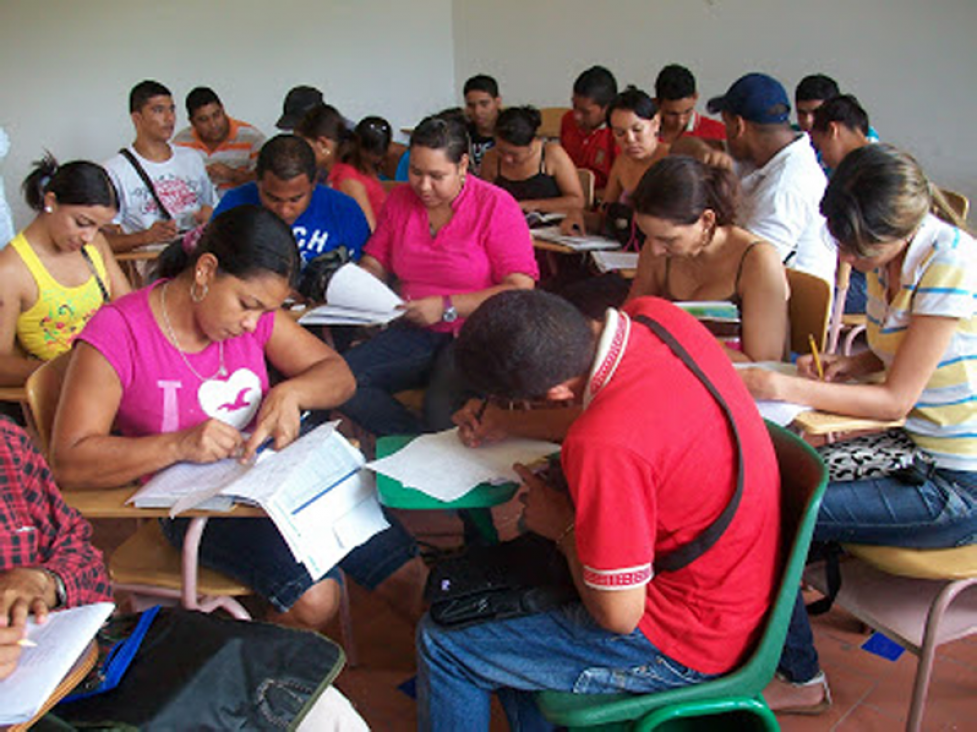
796,351,859,383
241,384,310,462
453,397,509,448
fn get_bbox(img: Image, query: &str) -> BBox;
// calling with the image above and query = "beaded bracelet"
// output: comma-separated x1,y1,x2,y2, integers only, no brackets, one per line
555,521,575,551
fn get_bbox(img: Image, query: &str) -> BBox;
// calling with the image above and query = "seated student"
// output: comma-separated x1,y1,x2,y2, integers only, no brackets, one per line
214,134,370,267
740,145,977,714
809,94,875,314
421,289,782,731
794,74,880,158
50,206,423,634
654,63,726,146
627,156,788,362
0,156,129,388
562,87,668,246
103,80,217,253
479,106,584,215
296,106,390,231
463,74,503,174
339,115,538,437
0,416,367,730
276,85,325,131
560,65,618,190
173,86,266,197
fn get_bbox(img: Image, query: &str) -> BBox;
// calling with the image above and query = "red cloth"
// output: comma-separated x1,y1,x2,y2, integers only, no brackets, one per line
559,111,617,190
0,418,112,608
685,112,726,141
563,298,781,674
328,162,388,222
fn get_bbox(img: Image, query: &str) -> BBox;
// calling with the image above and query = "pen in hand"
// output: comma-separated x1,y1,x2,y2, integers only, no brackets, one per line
475,398,490,423
808,334,825,382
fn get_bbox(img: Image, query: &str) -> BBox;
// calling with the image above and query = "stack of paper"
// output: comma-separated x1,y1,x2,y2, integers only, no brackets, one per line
734,361,813,426
366,428,561,502
533,225,621,252
129,422,389,578
0,602,115,725
299,263,403,326
592,250,639,273
676,300,741,339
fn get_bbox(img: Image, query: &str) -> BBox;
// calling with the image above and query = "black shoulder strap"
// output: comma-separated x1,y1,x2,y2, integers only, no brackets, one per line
119,148,172,221
631,314,745,573
79,247,110,303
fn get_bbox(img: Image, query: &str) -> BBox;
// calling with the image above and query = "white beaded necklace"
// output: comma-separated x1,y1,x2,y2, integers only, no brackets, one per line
160,281,227,382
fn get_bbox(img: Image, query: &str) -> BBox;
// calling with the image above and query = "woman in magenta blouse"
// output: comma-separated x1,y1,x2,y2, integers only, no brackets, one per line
340,114,538,436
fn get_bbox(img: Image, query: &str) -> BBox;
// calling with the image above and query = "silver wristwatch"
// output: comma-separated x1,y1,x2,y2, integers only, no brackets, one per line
441,295,459,323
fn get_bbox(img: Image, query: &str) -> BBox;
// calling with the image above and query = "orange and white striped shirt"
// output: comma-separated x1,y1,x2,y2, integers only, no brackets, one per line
173,118,265,194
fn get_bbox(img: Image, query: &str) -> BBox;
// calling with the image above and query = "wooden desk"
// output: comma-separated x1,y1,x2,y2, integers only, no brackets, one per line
62,485,263,519
116,244,165,288
792,409,904,436
531,237,636,279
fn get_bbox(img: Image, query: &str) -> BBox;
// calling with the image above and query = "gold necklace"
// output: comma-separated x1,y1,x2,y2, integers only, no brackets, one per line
159,281,226,382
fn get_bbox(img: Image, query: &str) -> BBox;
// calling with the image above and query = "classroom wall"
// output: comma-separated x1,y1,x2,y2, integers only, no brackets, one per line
0,0,456,229
453,0,977,220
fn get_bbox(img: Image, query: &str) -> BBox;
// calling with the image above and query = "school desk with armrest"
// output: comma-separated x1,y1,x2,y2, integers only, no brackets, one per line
538,107,571,141
26,356,357,662
374,434,520,545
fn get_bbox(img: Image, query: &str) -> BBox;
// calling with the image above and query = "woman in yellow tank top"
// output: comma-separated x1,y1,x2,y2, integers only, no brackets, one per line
0,155,129,386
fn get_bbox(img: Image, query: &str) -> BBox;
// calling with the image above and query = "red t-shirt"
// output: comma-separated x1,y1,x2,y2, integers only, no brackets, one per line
563,298,781,674
559,111,617,190
686,112,726,141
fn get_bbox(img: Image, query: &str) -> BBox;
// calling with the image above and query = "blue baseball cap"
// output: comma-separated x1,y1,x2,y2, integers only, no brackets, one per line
707,73,791,124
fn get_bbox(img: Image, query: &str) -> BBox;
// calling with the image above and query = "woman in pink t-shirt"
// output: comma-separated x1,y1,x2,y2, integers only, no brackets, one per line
50,205,421,632
296,106,390,231
340,114,539,437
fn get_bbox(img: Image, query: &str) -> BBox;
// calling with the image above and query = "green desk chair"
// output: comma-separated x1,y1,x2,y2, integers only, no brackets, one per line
374,434,521,544
535,422,828,731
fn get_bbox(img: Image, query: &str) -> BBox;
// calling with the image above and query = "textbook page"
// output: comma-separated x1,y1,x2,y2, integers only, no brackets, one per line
592,251,639,273
0,602,114,724
533,226,621,252
299,263,403,326
366,428,561,502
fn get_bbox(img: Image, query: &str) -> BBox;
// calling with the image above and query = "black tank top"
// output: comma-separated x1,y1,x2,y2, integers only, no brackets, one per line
494,145,562,202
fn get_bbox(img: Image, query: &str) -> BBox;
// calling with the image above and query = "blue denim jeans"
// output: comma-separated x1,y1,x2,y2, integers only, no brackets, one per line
778,466,977,682
416,603,716,732
340,324,460,437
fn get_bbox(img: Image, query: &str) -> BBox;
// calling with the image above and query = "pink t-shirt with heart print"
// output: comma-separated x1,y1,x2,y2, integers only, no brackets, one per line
77,280,274,439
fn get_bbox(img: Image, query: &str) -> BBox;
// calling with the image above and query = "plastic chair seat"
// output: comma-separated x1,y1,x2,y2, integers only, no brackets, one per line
110,521,249,596
845,543,977,581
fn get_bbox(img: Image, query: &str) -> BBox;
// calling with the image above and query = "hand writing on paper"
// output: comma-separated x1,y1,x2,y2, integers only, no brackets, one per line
176,419,244,464
453,399,509,447
515,463,574,542
241,387,302,462
560,210,586,236
0,568,55,629
796,352,858,383
144,219,179,244
0,624,26,680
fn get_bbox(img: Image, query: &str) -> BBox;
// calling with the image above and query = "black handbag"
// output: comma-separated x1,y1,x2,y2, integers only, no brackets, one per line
53,608,345,730
297,245,352,301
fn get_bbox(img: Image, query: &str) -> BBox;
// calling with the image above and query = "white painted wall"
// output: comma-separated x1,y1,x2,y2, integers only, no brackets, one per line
453,0,977,220
0,0,456,230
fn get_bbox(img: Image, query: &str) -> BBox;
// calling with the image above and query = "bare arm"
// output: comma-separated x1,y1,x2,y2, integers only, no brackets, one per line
336,178,377,232
400,273,534,327
241,311,355,459
519,143,585,215
734,242,789,363
626,239,665,301
453,399,581,446
0,257,40,387
103,220,178,253
358,253,387,282
742,314,958,420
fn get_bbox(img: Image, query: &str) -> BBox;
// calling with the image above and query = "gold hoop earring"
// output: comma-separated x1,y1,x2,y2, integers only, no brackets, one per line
190,281,208,303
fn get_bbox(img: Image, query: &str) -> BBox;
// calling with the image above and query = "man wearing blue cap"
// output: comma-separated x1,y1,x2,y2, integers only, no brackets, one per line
696,73,836,286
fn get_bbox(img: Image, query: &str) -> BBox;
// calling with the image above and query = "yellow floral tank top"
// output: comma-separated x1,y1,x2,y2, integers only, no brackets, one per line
10,232,109,360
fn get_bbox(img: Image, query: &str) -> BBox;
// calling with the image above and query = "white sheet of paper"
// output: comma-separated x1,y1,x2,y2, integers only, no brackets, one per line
327,263,403,312
734,362,813,426
366,428,560,502
0,602,115,724
298,303,402,326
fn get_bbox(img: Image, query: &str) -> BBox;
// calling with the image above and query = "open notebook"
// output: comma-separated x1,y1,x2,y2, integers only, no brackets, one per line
533,225,621,252
299,263,403,326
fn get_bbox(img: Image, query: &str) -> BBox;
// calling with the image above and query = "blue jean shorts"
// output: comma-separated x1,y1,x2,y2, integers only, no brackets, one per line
161,509,417,612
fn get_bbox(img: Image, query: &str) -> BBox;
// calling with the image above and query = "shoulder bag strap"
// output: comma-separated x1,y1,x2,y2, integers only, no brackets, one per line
119,148,172,220
79,247,110,303
631,314,745,573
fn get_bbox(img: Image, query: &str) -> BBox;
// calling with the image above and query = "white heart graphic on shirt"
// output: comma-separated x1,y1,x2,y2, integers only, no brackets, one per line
197,368,262,430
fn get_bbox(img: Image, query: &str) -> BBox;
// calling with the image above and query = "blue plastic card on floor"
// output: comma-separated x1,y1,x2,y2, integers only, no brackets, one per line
861,632,905,661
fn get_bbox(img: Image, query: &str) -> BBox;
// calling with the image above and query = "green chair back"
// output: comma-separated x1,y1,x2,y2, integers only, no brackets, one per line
535,422,828,731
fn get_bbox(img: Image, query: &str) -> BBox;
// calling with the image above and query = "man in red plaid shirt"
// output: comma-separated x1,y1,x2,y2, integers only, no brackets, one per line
0,417,111,679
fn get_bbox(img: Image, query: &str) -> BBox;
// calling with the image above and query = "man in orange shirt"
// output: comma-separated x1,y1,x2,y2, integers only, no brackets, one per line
173,87,265,196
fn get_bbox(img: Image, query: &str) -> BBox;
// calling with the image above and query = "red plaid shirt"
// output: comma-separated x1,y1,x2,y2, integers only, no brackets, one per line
0,418,111,607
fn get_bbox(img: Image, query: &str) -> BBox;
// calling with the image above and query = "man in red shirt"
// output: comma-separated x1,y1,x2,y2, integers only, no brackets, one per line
417,291,781,731
654,64,726,147
560,66,618,189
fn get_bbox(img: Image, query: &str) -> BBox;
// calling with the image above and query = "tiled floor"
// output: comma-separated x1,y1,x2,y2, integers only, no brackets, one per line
93,501,977,731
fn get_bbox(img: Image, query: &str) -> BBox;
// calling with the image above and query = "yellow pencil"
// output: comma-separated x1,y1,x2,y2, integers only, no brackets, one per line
808,334,825,381
17,638,38,648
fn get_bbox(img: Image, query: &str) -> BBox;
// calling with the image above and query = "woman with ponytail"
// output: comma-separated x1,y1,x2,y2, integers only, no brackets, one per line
627,155,789,362
0,154,129,386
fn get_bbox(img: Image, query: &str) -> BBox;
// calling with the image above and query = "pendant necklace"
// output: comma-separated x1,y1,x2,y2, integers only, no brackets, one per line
160,281,227,382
